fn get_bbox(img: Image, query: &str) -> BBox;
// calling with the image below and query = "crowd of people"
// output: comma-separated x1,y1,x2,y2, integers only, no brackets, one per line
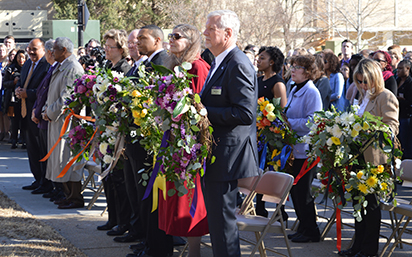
0,8,409,257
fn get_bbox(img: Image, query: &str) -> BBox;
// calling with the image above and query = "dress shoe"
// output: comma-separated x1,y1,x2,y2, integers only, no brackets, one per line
31,186,53,194
50,192,65,202
21,143,27,149
113,233,142,243
97,222,116,231
54,198,69,205
22,182,40,190
338,248,358,257
58,202,84,209
287,232,302,239
353,252,377,257
130,242,145,251
43,189,59,198
291,234,320,243
11,143,17,149
107,224,128,236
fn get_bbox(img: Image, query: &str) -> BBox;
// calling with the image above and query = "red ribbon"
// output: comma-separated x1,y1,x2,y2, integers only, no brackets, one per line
293,157,320,185
336,204,342,251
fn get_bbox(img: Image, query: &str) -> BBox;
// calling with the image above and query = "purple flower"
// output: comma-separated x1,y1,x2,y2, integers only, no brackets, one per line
78,85,87,94
109,95,115,101
113,77,119,83
159,83,166,92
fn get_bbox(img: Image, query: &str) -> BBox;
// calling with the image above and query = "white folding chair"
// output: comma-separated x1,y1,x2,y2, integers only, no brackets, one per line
237,171,294,257
238,168,263,215
81,160,105,210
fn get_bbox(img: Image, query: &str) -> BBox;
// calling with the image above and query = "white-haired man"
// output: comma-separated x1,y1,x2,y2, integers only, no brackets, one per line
201,10,259,256
43,37,85,209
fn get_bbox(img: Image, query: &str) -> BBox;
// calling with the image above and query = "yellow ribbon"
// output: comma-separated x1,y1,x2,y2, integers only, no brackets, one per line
151,174,167,213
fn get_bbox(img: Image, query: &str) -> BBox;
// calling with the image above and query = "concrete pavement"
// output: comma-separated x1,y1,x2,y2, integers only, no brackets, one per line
1,140,412,257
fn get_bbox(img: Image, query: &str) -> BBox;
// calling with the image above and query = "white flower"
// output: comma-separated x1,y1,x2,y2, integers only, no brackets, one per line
96,76,104,83
395,158,402,170
340,112,355,126
325,111,333,118
108,137,116,144
112,71,124,79
102,78,110,87
334,115,342,124
326,126,333,133
353,123,362,132
331,124,343,138
103,155,113,164
114,84,122,92
326,138,333,146
316,173,322,179
104,97,110,103
112,121,119,128
130,130,137,137
99,142,109,155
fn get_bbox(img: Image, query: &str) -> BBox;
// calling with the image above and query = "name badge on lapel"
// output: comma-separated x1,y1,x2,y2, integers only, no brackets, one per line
211,86,222,95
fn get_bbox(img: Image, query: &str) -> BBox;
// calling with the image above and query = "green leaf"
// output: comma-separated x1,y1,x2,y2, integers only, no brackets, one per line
211,156,216,164
192,162,202,170
167,188,176,197
199,108,207,116
208,126,214,134
191,125,200,132
142,181,147,186
142,173,149,180
152,64,173,75
194,94,201,104
173,95,188,118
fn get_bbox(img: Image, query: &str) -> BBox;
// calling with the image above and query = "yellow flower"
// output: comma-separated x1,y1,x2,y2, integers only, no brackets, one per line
331,136,341,145
133,98,139,106
357,171,364,179
353,123,362,132
265,103,275,113
133,118,141,126
276,160,281,167
146,98,153,105
362,122,370,130
381,182,388,190
271,149,279,159
257,97,265,105
366,176,378,187
377,165,384,174
347,186,353,192
267,112,276,122
259,100,270,111
132,110,140,118
358,183,368,194
371,168,378,175
257,116,262,121
351,129,359,137
132,90,142,97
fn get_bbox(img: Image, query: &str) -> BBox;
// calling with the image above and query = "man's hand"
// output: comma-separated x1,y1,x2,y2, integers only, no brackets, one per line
19,88,28,98
15,88,22,99
31,109,39,124
42,106,51,122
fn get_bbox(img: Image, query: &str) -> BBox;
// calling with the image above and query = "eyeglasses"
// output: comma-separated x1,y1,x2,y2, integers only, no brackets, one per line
357,79,367,85
374,58,386,63
168,33,185,41
291,65,305,70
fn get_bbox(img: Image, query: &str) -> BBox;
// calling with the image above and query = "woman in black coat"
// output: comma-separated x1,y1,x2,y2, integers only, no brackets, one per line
2,50,27,148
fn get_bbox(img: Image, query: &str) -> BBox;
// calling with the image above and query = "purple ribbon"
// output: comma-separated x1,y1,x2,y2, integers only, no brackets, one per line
189,159,207,218
143,129,170,200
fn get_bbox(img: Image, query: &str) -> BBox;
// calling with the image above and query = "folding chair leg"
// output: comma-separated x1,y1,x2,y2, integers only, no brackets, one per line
320,208,336,241
87,183,104,210
379,215,407,257
179,242,189,257
387,217,411,257
254,231,267,257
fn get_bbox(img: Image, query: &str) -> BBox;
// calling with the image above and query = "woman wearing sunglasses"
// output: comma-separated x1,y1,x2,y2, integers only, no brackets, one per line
372,50,397,96
338,59,399,257
286,55,322,243
159,24,210,257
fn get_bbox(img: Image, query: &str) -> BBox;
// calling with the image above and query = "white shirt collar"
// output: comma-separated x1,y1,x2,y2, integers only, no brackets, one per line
147,49,164,63
208,44,236,80
135,55,148,67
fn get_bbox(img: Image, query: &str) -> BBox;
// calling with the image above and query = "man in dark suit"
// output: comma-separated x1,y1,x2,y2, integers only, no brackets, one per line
125,25,172,257
110,29,148,244
15,38,50,192
201,10,259,257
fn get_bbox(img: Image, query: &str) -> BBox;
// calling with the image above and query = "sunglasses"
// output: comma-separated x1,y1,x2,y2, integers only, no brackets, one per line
168,33,185,41
357,79,367,85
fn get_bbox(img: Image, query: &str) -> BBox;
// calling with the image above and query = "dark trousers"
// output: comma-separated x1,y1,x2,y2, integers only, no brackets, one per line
23,115,41,183
351,194,381,255
141,187,174,257
63,181,84,205
10,102,24,143
102,165,131,228
202,179,240,257
290,158,319,237
123,141,146,238
38,128,52,188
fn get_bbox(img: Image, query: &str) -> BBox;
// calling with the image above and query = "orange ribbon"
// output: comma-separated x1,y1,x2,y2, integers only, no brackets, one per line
40,108,95,162
57,127,98,178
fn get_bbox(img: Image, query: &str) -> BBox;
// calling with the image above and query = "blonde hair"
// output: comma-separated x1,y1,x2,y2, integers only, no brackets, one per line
353,58,384,101
103,29,129,58
165,24,201,70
